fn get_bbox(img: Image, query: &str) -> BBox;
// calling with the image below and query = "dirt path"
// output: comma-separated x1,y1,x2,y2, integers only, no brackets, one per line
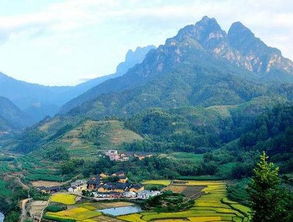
38,200,50,222
4,174,29,190
20,198,32,222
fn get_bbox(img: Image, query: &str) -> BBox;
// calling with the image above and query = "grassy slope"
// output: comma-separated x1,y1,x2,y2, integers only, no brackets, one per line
19,118,143,159
55,119,143,158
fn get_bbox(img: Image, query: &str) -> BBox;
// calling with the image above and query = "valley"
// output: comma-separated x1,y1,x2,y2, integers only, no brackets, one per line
0,15,292,222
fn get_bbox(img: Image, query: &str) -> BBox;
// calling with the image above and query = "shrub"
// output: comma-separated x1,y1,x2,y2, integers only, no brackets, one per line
46,203,67,212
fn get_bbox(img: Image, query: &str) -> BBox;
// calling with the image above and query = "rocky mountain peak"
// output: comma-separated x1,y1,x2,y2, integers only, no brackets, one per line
167,16,226,51
228,22,280,56
228,22,254,40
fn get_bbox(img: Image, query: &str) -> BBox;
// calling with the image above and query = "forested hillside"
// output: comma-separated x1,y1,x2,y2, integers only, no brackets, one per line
60,17,293,120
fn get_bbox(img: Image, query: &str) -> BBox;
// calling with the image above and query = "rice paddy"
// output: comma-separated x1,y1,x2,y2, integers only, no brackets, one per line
44,180,251,221
142,180,171,186
119,180,251,222
45,207,102,221
50,193,77,205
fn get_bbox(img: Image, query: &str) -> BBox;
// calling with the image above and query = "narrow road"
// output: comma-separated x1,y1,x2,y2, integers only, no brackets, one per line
20,198,32,222
38,200,50,222
4,174,29,190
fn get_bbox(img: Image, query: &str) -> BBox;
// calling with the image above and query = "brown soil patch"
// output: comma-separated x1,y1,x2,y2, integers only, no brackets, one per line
29,200,48,217
92,215,124,221
163,185,206,199
31,180,63,187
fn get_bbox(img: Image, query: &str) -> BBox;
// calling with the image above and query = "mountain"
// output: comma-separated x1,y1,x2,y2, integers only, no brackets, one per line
60,45,156,113
0,45,155,122
0,96,32,130
60,16,293,119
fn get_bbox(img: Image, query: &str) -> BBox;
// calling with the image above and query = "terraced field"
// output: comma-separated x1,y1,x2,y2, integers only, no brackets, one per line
44,202,130,221
50,193,77,205
119,180,251,222
45,206,102,221
42,180,250,222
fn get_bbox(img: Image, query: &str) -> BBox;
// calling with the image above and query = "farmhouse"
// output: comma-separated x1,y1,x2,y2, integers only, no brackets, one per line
129,183,144,192
98,171,128,183
123,191,137,198
137,190,161,199
87,176,101,190
98,182,131,193
93,192,123,198
83,172,144,199
105,150,129,161
68,179,87,193
133,153,153,160
37,186,63,194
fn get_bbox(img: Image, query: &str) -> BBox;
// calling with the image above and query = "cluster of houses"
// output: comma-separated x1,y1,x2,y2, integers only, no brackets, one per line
105,150,153,162
67,171,161,200
105,150,129,161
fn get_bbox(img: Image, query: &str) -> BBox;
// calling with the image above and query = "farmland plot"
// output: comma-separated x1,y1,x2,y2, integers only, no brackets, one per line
119,180,251,222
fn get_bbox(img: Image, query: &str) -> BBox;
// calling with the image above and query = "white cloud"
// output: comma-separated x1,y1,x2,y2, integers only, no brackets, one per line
0,0,292,85
1,0,292,40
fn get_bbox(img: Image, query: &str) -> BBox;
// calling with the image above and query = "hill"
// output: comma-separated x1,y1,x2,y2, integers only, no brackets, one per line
11,96,287,155
12,117,142,158
0,96,32,131
60,16,293,119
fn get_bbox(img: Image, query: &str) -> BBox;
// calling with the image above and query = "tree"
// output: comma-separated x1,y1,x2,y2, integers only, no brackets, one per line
45,146,70,162
248,152,289,222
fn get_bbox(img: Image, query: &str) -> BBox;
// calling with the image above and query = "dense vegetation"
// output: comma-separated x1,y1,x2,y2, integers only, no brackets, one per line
143,191,194,212
248,152,293,222
238,105,293,173
0,180,26,222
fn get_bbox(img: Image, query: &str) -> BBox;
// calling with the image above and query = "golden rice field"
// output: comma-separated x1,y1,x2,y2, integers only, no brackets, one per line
142,180,171,186
50,193,77,205
45,207,102,221
118,180,251,222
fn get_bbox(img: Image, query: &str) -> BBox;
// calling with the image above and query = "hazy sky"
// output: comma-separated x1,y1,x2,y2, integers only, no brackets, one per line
0,0,292,86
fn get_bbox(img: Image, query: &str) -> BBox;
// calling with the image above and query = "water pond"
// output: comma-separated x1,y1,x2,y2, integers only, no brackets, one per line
98,205,142,216
0,212,4,222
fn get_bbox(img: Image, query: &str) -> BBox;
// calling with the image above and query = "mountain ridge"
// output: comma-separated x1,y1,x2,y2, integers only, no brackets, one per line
60,16,293,118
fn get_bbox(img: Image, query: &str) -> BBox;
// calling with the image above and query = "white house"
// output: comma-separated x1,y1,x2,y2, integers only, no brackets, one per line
137,190,161,199
123,191,136,198
68,179,87,193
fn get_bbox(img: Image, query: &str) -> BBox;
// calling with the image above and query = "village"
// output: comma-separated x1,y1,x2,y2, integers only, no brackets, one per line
36,170,161,201
104,150,153,162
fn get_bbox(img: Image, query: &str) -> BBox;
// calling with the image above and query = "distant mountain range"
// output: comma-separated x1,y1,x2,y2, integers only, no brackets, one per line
0,96,32,131
60,16,293,119
0,45,155,124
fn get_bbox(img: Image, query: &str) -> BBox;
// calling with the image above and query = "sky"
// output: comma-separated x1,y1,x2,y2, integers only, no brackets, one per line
0,0,292,86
